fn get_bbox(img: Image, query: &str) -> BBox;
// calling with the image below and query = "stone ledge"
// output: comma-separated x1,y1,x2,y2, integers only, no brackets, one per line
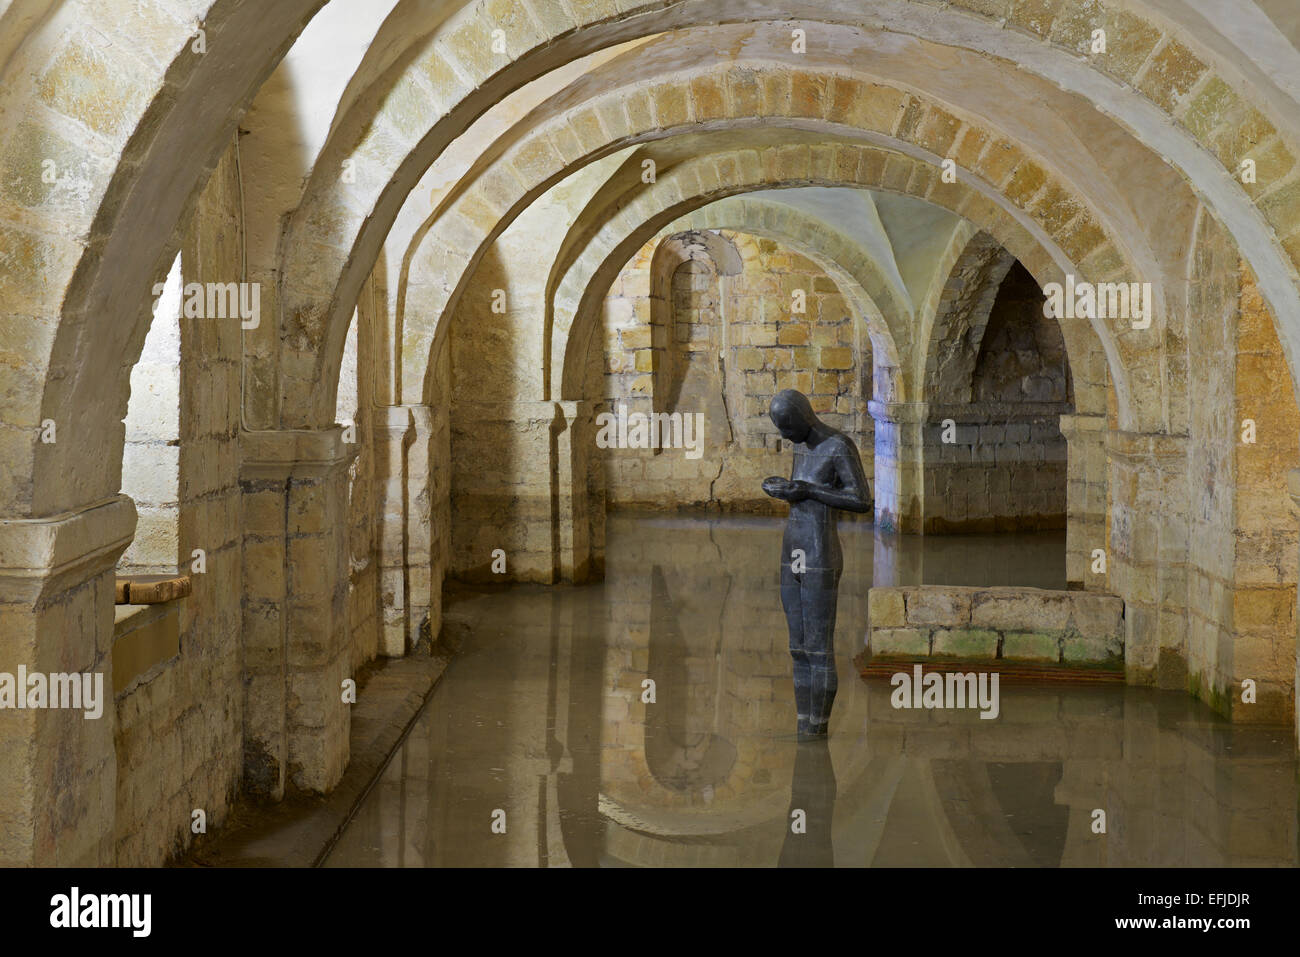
180,651,450,868
112,601,182,695
928,400,1073,422
866,584,1125,667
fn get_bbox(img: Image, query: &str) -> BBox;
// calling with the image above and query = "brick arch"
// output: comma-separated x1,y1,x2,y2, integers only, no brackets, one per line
275,2,1300,437
0,0,325,517
549,144,1112,426
395,66,1164,432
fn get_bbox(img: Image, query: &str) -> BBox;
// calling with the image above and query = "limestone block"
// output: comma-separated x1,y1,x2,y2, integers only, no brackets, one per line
932,628,999,658
972,589,1071,630
871,628,931,657
1063,634,1123,663
905,587,972,626
1002,631,1062,662
868,588,905,627
1069,594,1124,638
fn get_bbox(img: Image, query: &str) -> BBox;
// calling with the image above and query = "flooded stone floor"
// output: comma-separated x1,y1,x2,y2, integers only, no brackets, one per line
324,512,1298,867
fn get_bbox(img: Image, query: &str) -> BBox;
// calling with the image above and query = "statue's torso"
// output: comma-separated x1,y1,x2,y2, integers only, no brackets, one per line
781,437,846,574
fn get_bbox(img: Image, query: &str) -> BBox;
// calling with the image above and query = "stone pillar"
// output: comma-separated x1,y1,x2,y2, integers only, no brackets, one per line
451,400,600,584
1107,430,1189,688
554,400,600,583
373,407,415,657
869,400,926,534
414,404,450,644
372,404,448,654
1060,413,1109,590
240,428,356,798
0,495,136,865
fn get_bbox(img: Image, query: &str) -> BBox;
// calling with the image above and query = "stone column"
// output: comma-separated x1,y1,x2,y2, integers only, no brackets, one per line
0,495,136,865
1060,413,1109,590
373,406,415,657
240,427,356,797
372,404,448,654
869,400,927,534
554,400,600,583
451,400,600,584
1107,430,1189,688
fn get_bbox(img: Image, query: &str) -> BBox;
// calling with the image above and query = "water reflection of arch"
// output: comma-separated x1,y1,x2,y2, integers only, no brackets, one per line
592,517,871,863
644,565,738,793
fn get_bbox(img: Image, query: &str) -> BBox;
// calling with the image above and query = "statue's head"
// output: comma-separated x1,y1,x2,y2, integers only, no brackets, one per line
769,389,817,444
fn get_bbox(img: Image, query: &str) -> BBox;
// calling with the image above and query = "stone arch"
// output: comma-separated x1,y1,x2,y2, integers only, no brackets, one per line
4,0,1299,502
0,0,323,517
389,54,1159,429
647,197,900,402
392,67,1149,429
971,264,1074,407
923,231,1022,405
544,155,1104,535
591,203,884,462
272,5,1300,439
591,194,904,400
548,145,1106,424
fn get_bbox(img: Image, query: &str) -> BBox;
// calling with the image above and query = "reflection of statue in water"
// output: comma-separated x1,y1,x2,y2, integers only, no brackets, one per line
762,390,872,738
778,738,837,867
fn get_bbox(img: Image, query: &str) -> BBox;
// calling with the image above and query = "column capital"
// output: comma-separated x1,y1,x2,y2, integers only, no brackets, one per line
1058,412,1107,438
867,399,928,425
239,426,359,481
0,494,136,600
372,405,415,435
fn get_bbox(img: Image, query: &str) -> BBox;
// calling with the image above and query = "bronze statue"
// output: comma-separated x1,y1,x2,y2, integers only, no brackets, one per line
762,390,872,738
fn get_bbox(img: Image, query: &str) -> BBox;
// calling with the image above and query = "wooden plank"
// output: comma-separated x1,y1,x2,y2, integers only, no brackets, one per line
115,575,192,605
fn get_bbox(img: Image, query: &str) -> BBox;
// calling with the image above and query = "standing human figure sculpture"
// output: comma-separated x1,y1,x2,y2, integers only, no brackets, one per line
762,390,872,738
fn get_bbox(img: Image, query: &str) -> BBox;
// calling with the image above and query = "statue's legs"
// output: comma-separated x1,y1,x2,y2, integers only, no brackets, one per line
781,564,841,736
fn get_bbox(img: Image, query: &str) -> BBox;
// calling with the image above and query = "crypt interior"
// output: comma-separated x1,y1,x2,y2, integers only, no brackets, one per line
0,0,1298,867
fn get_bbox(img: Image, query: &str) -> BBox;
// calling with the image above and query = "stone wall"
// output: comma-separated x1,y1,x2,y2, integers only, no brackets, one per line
447,171,603,584
921,404,1068,532
918,261,1072,533
596,229,872,511
866,585,1125,666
